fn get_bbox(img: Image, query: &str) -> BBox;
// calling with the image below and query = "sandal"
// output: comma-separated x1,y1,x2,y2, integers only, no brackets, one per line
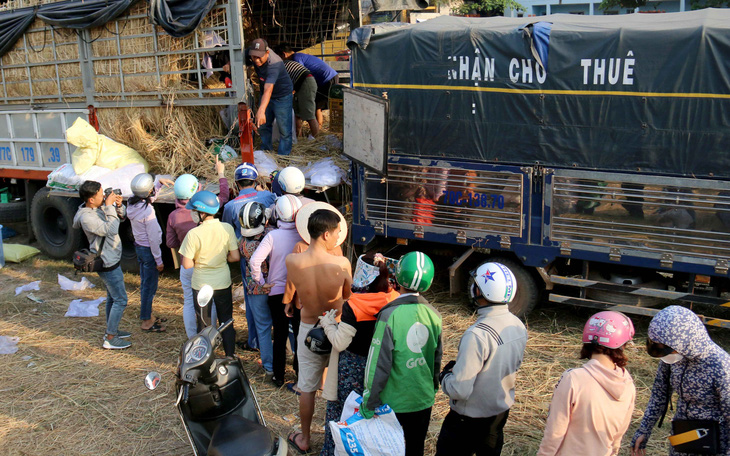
287,432,310,454
142,322,166,332
154,316,168,324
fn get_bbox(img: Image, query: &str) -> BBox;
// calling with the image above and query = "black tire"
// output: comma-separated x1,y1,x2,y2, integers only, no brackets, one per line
31,188,84,259
0,200,28,223
475,256,540,319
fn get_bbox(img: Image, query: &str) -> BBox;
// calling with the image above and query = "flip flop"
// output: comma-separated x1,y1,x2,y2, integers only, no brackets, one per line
285,382,301,396
154,316,168,324
287,432,310,455
142,322,166,333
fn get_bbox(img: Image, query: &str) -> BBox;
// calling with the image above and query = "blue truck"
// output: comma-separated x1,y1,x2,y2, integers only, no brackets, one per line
344,11,730,326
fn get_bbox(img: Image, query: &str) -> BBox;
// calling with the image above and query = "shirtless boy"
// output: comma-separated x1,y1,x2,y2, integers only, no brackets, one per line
282,209,352,453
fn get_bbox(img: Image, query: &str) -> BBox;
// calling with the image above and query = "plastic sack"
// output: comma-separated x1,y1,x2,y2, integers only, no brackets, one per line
304,158,347,187
330,395,405,456
97,163,147,198
254,150,279,177
47,163,113,191
4,244,40,263
15,280,40,296
58,274,95,291
67,118,149,174
0,335,19,354
64,297,105,317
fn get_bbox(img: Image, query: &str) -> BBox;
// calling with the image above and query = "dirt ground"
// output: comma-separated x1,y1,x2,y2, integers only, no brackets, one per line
1,221,729,456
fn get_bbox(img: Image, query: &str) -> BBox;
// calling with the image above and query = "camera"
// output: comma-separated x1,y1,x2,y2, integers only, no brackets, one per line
104,188,122,197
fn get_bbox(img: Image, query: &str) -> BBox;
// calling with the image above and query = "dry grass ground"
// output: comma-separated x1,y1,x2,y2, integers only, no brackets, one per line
1,226,729,455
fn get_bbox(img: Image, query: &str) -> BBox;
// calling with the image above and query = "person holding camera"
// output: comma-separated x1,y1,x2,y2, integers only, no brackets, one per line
73,180,131,350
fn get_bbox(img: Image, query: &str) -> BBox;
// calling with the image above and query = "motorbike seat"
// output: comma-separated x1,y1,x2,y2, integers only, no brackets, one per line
207,414,274,456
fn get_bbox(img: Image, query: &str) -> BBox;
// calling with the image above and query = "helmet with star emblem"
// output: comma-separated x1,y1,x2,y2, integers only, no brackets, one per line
470,262,517,305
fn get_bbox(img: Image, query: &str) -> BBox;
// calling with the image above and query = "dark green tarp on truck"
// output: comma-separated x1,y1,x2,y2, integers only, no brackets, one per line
348,10,730,178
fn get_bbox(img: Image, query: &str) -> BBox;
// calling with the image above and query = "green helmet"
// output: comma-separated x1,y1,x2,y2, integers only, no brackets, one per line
396,251,435,292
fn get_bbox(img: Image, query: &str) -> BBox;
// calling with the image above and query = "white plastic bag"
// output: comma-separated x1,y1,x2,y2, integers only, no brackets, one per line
0,335,19,354
304,158,347,187
330,393,405,456
15,280,40,296
254,150,279,177
64,297,105,317
58,274,95,291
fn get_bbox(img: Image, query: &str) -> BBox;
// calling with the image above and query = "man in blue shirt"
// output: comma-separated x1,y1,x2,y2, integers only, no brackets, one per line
247,38,294,155
221,162,276,352
280,44,338,128
222,162,276,236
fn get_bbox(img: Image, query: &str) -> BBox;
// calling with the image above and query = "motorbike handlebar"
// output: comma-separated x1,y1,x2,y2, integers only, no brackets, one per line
182,383,190,404
217,319,234,334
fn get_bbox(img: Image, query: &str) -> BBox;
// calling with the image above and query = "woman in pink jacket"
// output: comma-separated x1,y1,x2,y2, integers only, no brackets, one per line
538,311,636,456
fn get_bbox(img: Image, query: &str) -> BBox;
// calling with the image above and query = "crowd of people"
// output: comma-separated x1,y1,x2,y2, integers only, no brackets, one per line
73,157,730,455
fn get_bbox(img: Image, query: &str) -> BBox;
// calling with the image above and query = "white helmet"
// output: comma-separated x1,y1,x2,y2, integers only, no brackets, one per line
277,166,305,194
470,262,517,304
131,173,155,198
275,194,303,222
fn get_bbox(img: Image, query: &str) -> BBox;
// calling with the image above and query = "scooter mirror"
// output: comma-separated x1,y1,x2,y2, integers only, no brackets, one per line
198,284,214,308
144,371,161,390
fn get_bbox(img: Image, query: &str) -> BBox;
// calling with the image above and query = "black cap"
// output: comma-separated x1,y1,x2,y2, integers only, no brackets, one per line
248,38,268,58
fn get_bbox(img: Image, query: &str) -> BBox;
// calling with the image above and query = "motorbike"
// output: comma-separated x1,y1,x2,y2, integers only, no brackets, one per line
145,285,287,456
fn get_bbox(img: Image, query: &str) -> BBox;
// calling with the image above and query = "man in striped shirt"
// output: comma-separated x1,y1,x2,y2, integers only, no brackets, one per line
275,46,319,139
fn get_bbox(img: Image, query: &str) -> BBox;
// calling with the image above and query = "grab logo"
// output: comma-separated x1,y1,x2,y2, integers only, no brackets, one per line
406,357,427,369
406,322,429,353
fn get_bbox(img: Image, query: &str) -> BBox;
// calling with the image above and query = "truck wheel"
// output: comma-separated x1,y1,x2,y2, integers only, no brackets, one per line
0,200,28,223
469,256,539,319
31,188,83,259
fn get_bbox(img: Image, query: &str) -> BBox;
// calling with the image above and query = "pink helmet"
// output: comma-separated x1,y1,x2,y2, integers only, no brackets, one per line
582,311,635,349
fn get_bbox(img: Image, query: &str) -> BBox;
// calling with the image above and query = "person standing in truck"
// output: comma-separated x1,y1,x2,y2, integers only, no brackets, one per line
74,180,131,350
278,44,338,129
246,38,294,156
274,45,320,139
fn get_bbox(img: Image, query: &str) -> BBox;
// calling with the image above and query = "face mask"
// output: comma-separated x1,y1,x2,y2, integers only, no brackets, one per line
191,211,201,225
661,353,684,364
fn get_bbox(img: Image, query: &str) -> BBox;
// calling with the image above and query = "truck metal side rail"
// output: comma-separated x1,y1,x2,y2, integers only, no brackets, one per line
549,275,730,329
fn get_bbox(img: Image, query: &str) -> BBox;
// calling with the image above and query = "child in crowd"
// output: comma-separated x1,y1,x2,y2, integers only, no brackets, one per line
166,159,228,338
538,311,635,456
127,173,173,332
238,201,274,378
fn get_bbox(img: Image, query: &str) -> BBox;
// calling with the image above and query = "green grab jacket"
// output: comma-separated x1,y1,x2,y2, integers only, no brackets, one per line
361,293,443,419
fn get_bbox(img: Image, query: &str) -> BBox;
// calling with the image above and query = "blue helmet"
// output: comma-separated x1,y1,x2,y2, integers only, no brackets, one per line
174,174,199,200
234,162,258,182
185,190,220,215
